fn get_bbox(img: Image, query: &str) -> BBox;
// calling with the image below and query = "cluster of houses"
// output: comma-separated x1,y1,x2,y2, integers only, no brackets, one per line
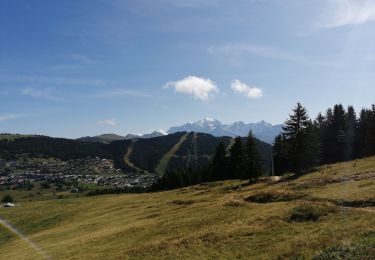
0,157,121,176
0,172,158,190
0,157,159,190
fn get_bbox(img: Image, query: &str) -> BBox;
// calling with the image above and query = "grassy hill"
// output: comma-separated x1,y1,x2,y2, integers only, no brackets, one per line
0,157,374,259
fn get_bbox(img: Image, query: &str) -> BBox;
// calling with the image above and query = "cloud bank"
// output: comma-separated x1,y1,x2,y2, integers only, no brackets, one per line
0,114,17,122
320,0,375,28
164,76,218,101
20,88,60,101
231,79,262,99
98,119,116,126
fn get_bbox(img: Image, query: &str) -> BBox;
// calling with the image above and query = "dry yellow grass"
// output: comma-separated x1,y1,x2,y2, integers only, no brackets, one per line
0,157,374,259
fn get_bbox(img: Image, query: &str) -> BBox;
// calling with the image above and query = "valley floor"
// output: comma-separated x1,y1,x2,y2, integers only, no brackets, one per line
0,157,374,259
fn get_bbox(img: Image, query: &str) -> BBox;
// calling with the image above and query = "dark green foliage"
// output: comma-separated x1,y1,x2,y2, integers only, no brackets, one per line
276,103,320,175
1,194,14,203
245,191,305,203
211,142,228,180
228,137,245,179
0,136,111,160
273,134,290,175
130,132,187,172
288,203,337,222
40,181,51,189
244,131,264,182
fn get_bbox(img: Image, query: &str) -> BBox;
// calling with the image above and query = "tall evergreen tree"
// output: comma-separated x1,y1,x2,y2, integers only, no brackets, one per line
273,134,289,175
228,136,245,179
244,131,263,182
344,106,357,160
333,104,347,162
282,103,309,174
211,142,228,180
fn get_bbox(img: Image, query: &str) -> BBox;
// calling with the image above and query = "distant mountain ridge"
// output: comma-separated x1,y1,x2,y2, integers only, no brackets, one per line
77,119,281,144
78,130,167,143
167,118,282,144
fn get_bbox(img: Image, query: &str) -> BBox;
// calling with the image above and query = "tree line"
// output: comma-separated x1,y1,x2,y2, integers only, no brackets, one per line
274,103,375,176
151,132,264,190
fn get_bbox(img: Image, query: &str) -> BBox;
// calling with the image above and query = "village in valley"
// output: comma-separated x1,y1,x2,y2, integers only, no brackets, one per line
0,157,158,202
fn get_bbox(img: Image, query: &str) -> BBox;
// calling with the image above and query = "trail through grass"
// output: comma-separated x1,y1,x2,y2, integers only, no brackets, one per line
123,140,147,173
155,133,188,175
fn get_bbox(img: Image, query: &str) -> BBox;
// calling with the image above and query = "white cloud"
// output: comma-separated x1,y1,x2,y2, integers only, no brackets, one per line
319,0,375,28
231,79,262,99
0,114,17,122
208,43,307,62
20,88,60,101
164,76,218,101
98,119,116,126
208,43,343,67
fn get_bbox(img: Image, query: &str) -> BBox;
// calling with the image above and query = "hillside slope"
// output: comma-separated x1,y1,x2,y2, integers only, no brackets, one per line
0,133,272,175
0,157,374,259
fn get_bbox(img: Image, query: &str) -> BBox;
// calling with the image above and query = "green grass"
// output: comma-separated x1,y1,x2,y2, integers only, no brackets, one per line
0,157,374,259
155,133,188,175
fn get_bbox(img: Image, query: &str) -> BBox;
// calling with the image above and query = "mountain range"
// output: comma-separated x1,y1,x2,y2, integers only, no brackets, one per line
78,119,282,144
167,118,282,144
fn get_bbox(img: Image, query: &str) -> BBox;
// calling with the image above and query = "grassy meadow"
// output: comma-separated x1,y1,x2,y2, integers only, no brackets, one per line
0,157,374,259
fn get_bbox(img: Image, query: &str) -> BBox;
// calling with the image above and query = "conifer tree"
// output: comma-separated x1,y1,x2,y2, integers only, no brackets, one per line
344,106,357,160
211,142,228,180
228,136,245,179
281,103,319,174
244,131,263,182
273,134,289,175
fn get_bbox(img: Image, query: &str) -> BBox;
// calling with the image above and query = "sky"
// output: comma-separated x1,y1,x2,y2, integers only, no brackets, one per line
1,0,375,138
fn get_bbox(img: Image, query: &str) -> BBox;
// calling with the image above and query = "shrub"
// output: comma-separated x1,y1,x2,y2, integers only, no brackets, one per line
288,202,337,222
1,194,14,203
245,191,305,203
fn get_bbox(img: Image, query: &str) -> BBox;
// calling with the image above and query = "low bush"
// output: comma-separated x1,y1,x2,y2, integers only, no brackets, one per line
288,202,337,222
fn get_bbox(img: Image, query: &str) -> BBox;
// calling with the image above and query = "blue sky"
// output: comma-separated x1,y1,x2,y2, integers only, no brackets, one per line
1,0,375,138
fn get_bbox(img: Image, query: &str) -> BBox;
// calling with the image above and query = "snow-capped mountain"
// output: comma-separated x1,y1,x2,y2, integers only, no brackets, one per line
167,118,282,144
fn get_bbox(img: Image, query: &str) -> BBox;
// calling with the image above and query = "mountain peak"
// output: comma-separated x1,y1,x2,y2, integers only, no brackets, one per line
168,119,282,143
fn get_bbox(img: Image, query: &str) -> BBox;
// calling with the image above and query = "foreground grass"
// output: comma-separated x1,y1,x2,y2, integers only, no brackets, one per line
0,157,374,259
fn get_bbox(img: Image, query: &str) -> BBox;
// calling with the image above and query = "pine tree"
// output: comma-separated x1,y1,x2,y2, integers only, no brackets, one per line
228,136,245,179
273,134,289,175
281,103,319,174
211,142,228,180
283,102,310,139
244,131,263,182
344,106,357,160
282,103,310,174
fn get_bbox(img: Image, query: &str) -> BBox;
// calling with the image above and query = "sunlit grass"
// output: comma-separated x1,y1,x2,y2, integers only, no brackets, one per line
0,157,374,259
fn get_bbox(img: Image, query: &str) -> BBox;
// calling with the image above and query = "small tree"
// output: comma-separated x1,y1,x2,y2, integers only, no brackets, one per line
244,131,263,183
1,194,14,203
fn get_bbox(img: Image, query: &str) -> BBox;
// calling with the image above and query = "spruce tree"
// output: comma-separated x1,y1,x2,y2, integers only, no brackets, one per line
344,106,357,160
228,136,245,179
244,131,263,183
282,103,319,174
211,142,228,180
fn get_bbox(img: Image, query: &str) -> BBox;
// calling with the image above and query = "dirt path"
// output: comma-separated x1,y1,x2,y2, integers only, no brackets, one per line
341,206,375,213
0,217,51,259
124,141,147,173
303,171,375,185
155,133,188,175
